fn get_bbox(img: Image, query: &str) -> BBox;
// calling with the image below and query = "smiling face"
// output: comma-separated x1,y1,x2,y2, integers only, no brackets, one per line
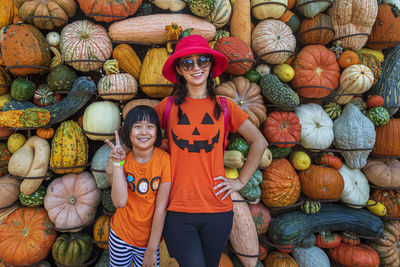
130,120,157,151
176,54,212,88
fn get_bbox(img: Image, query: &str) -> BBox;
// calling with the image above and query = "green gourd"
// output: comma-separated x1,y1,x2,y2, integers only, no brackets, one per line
52,232,93,266
4,76,96,124
10,78,36,101
367,106,390,126
91,143,113,189
296,0,333,18
238,168,262,201
229,137,250,158
268,203,383,245
333,103,376,169
19,185,46,207
189,0,216,17
47,64,77,92
260,74,299,110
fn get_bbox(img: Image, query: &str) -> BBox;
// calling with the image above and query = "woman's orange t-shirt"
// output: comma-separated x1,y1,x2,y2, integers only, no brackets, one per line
155,96,248,213
111,147,171,247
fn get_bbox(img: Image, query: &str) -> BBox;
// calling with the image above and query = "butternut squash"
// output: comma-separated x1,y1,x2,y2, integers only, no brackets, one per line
230,0,252,46
112,44,142,81
230,192,258,267
108,14,216,45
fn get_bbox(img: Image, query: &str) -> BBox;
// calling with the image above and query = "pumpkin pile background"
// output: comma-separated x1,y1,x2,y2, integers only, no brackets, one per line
0,0,400,266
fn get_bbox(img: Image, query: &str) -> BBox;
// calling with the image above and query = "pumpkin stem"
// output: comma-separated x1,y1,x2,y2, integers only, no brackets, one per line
78,31,90,40
21,227,29,237
69,196,77,205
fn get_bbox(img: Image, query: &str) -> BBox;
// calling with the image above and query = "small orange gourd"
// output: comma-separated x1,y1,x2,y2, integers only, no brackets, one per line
338,51,359,69
36,128,55,139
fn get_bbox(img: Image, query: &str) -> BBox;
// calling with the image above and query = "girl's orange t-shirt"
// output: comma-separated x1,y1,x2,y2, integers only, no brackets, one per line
155,96,248,213
111,147,171,247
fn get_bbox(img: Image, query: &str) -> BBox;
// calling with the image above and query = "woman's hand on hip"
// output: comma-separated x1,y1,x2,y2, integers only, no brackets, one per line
214,176,245,200
142,248,157,267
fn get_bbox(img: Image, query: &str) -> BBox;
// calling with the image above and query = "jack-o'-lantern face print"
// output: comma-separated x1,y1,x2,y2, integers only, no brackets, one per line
171,111,220,153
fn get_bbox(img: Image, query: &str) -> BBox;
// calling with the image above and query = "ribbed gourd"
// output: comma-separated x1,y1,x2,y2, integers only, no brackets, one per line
50,121,88,174
333,103,376,169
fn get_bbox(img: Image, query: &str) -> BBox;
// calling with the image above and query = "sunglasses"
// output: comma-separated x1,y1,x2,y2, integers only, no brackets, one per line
179,55,212,71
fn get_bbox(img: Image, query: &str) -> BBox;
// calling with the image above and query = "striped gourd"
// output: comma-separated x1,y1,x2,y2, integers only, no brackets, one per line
301,201,321,214
355,51,381,84
206,0,232,29
335,64,374,104
98,73,137,101
251,0,288,20
323,102,342,120
279,10,301,33
50,121,88,174
370,44,400,114
298,14,334,45
60,20,112,72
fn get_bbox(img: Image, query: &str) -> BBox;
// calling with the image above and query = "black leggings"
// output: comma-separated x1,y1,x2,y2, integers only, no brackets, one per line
163,210,234,267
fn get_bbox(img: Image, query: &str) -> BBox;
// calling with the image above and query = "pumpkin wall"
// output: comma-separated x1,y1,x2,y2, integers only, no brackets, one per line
0,0,398,266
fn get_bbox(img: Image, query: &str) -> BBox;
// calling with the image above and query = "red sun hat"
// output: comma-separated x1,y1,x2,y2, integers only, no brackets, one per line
162,35,228,84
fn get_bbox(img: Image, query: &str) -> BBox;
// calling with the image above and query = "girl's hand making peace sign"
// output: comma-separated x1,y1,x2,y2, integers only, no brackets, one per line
105,130,127,164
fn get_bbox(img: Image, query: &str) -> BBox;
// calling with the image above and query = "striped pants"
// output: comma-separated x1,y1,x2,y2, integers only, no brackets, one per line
109,228,160,267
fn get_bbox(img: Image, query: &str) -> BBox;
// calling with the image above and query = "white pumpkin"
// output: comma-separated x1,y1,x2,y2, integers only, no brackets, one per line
335,64,374,104
292,246,330,267
252,20,296,64
251,0,288,20
46,32,61,47
339,163,370,208
83,101,121,141
152,0,186,11
206,0,232,29
294,103,334,150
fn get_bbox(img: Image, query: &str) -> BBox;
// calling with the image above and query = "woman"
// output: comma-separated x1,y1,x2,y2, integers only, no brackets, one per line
154,35,268,267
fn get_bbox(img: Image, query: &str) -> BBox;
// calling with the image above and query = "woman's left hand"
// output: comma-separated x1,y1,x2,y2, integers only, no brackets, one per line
142,249,157,267
214,176,245,200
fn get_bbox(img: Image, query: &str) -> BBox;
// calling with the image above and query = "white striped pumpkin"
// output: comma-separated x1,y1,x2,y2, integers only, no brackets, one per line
60,20,112,72
251,20,296,64
335,64,374,104
98,73,138,101
251,0,288,20
206,0,232,29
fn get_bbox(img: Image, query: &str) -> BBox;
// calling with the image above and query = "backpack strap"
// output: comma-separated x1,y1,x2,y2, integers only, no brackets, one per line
219,96,229,151
164,96,175,137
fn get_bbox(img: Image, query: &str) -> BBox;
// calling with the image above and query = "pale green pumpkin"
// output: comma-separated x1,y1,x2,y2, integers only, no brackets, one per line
91,143,113,189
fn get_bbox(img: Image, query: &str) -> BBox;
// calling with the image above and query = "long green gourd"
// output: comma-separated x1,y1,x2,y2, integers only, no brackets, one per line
268,203,383,245
4,76,96,124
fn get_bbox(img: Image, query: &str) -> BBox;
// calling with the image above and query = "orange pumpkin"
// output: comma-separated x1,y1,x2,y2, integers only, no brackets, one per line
0,128,12,138
338,51,360,69
298,14,335,45
287,0,296,9
263,111,301,148
214,36,255,75
372,190,400,219
0,207,57,266
248,202,271,234
366,95,384,108
36,128,55,139
329,243,380,267
367,3,400,50
260,158,301,207
218,252,233,267
216,76,266,128
93,214,111,249
122,99,160,120
291,45,340,98
0,23,51,76
76,0,143,22
264,252,298,266
373,119,400,157
299,164,344,200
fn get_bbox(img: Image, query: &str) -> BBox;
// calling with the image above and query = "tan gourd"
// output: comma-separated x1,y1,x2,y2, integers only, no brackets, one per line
224,150,245,169
108,14,216,45
230,0,252,46
7,136,50,195
140,48,174,98
230,192,258,267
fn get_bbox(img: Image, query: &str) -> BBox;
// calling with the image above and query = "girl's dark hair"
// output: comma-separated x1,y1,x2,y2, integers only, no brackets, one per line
173,55,222,120
120,105,162,148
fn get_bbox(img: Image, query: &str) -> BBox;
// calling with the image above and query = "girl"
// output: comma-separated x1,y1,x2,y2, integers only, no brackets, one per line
105,105,171,267
154,35,268,266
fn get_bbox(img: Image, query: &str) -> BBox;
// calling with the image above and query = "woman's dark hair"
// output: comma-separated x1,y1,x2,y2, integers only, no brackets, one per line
173,55,222,120
119,105,162,148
